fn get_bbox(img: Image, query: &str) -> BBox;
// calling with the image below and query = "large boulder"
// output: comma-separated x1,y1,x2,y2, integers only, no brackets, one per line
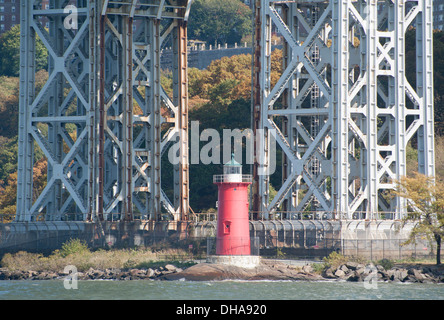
164,264,178,272
322,267,336,279
345,271,361,282
146,268,155,278
334,269,346,278
161,262,323,281
345,261,359,270
392,269,409,282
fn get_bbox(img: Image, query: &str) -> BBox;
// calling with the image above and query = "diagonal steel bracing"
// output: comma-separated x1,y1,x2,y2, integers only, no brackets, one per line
16,0,191,222
252,0,434,220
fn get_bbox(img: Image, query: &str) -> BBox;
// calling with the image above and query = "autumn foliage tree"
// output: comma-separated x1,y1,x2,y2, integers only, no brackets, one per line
0,71,49,220
0,159,47,221
183,50,283,211
0,76,19,138
188,50,282,129
394,173,444,265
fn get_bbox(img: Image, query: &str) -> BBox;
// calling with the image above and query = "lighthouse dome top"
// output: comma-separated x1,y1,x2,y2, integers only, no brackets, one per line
225,153,241,167
224,153,242,167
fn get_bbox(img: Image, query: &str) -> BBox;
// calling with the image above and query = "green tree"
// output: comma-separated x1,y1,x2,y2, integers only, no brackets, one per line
0,76,19,138
0,70,48,138
394,173,444,265
0,25,48,77
0,136,18,184
188,0,252,45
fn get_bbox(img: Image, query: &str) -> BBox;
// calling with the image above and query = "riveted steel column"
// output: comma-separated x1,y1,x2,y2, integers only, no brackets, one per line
331,0,350,219
98,13,105,221
416,0,435,179
177,19,190,221
151,18,162,221
252,0,263,219
393,0,407,218
16,0,35,222
123,16,134,221
88,1,98,221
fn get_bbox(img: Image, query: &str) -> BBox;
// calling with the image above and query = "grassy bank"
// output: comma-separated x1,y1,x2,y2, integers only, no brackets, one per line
0,239,196,273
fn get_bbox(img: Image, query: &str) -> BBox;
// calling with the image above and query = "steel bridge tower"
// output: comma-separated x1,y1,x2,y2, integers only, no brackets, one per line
16,0,192,222
252,0,434,220
16,0,435,223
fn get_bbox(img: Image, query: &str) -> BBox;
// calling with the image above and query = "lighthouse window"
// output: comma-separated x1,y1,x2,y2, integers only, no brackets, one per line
227,167,240,174
223,221,231,235
225,167,239,174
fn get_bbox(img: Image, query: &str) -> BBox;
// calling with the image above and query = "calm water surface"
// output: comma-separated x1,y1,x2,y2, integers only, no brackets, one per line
0,280,442,300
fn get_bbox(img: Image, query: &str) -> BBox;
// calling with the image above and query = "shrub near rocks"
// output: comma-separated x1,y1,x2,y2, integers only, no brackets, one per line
322,251,349,271
378,258,394,270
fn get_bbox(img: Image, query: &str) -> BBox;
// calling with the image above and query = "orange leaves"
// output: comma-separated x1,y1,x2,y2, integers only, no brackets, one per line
189,49,283,105
0,159,47,220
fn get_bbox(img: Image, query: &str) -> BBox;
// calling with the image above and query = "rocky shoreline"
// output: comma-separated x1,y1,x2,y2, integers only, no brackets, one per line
162,260,444,283
0,260,443,283
320,261,444,283
0,263,185,281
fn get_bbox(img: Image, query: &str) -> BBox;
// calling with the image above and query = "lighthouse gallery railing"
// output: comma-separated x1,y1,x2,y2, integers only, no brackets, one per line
213,175,253,183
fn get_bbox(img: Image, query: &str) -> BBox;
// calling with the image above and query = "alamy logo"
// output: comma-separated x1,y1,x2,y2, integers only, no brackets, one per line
168,121,276,176
363,264,378,290
63,265,78,290
64,5,78,30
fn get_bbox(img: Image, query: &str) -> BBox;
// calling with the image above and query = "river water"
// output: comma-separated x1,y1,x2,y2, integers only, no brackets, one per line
0,279,442,300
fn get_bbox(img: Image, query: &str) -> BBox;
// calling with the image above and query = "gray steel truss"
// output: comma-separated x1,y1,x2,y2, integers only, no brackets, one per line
16,0,191,222
252,0,434,220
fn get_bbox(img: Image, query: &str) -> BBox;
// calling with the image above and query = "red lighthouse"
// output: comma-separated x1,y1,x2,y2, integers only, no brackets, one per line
213,154,252,255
